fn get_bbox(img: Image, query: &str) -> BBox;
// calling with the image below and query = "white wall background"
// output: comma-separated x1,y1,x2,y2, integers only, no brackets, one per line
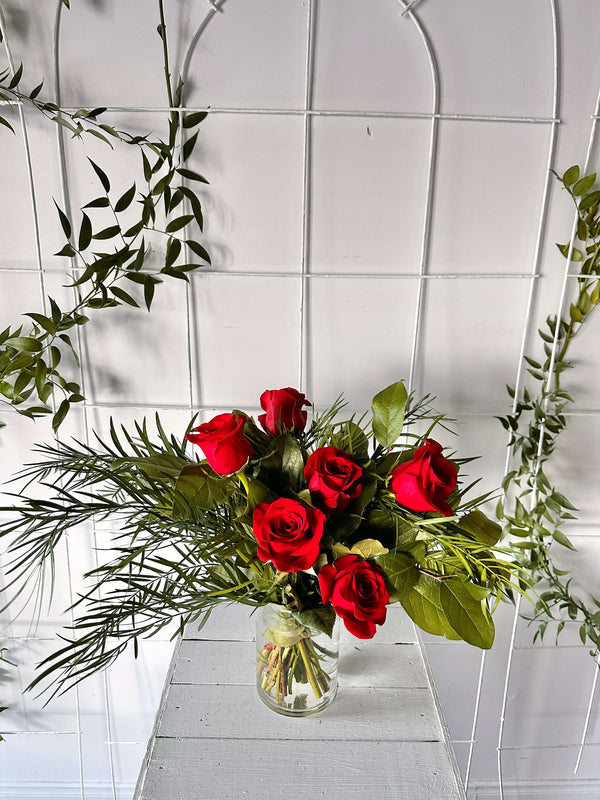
1,1,600,798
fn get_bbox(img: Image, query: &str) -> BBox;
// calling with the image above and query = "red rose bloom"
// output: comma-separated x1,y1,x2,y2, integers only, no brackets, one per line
304,447,362,513
259,387,311,435
390,439,457,517
253,498,326,573
185,412,253,475
319,555,388,639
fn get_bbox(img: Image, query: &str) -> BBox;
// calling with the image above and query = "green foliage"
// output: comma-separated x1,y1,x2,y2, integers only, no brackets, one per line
498,165,600,656
0,385,526,696
371,381,408,448
0,2,211,431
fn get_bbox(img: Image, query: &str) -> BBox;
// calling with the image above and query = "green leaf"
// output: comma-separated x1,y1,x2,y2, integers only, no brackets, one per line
93,225,120,240
459,508,502,546
183,111,208,128
259,434,305,494
570,303,583,323
439,579,495,649
186,239,211,263
112,453,187,479
0,115,15,133
172,464,237,515
573,174,596,196
88,158,111,192
330,420,370,463
400,574,462,641
144,274,160,310
563,165,580,186
78,213,92,251
183,131,199,162
293,605,336,638
53,200,72,239
371,381,408,448
165,237,182,268
110,286,139,307
8,63,23,90
52,399,70,431
578,190,600,211
115,183,136,213
166,214,194,234
552,530,577,550
176,167,209,184
376,551,418,602
5,337,43,353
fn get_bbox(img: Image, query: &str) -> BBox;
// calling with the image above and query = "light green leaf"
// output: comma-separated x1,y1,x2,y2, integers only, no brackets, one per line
459,508,502,546
5,337,43,353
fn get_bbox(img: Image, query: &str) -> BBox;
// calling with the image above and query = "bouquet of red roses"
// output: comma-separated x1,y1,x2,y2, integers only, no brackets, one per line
0,381,520,709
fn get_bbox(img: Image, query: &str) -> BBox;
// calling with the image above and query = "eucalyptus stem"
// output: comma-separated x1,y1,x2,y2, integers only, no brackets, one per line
499,164,600,656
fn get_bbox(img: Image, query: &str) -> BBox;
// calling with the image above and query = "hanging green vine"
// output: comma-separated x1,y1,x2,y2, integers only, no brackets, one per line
0,0,210,431
498,165,600,655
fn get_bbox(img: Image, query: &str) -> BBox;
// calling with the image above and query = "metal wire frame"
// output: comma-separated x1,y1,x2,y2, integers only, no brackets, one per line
1,1,599,798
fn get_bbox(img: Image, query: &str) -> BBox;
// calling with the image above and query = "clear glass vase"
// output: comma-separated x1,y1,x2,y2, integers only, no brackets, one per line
255,604,339,716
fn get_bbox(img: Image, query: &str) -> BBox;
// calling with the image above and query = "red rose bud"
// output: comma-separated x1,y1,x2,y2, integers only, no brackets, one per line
319,555,388,639
252,498,326,573
258,387,311,435
185,412,253,475
390,439,457,517
304,446,362,513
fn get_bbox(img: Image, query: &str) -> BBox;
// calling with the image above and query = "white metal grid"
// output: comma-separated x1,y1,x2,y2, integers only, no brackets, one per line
0,1,598,798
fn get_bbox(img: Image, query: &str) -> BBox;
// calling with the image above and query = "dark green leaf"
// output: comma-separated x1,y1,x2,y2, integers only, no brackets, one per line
93,225,120,240
110,286,139,307
0,115,15,133
176,167,209,184
8,63,23,90
183,111,208,128
78,213,92,251
88,158,111,192
83,197,110,209
165,214,194,233
115,183,136,213
186,239,211,263
53,200,72,239
165,237,182,268
183,131,199,161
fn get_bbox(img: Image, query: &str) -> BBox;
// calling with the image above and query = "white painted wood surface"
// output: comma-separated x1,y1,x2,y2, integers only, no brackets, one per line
134,605,466,800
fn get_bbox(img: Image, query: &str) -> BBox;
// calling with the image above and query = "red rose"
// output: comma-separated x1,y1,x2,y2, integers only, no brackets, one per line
258,387,311,435
319,555,388,639
304,447,362,513
253,498,326,573
185,412,253,475
390,439,457,517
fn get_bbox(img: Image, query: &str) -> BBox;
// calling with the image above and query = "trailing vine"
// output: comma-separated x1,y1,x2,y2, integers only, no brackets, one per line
498,165,600,655
0,0,210,431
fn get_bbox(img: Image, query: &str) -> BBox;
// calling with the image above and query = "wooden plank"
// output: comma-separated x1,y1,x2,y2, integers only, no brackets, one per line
139,738,465,800
173,640,429,688
158,683,443,741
